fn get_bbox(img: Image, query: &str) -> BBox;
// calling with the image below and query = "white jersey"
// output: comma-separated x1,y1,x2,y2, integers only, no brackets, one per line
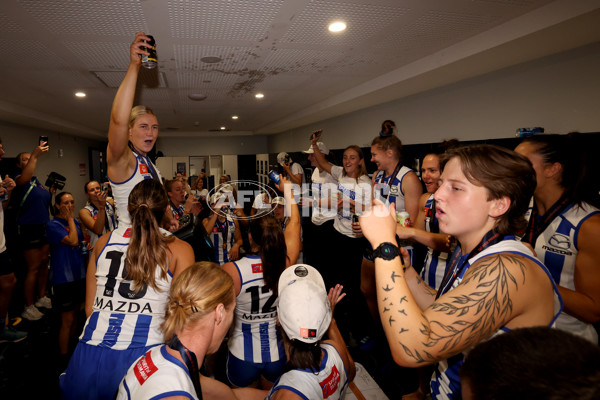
79,224,172,350
83,201,118,247
431,239,562,400
109,151,162,227
208,215,236,265
420,194,448,290
228,255,284,363
289,162,305,185
310,168,338,225
532,202,599,343
266,343,349,400
116,345,198,400
330,166,371,238
373,166,413,213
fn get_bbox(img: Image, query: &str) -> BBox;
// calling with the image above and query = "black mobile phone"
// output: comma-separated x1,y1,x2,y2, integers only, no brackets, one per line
39,136,48,146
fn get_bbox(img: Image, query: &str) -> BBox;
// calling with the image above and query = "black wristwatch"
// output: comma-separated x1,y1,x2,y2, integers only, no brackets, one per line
372,242,400,261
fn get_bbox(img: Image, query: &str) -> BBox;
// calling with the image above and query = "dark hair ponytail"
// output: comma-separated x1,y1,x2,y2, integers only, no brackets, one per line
249,215,286,293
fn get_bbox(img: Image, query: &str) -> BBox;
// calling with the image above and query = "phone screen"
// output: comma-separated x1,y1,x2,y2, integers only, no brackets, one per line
39,136,48,146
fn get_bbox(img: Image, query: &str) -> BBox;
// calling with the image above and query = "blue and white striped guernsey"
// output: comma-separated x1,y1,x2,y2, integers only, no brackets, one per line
531,202,599,343
430,239,562,400
420,194,449,290
228,255,284,364
80,224,172,350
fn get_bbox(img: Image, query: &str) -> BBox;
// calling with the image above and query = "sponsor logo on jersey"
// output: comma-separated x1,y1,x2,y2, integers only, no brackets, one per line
241,311,277,320
139,164,149,175
320,365,340,398
548,233,571,250
94,297,153,314
251,263,263,273
134,350,158,385
542,245,572,256
123,228,132,238
93,215,98,220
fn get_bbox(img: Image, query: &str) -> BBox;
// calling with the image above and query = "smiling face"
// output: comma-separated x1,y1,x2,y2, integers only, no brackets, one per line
434,157,497,252
421,154,441,194
128,113,158,155
343,148,363,177
370,145,394,172
168,180,186,205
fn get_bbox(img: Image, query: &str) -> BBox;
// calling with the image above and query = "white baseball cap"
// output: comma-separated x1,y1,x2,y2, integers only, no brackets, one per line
303,142,329,155
277,152,290,165
278,264,331,343
272,196,285,206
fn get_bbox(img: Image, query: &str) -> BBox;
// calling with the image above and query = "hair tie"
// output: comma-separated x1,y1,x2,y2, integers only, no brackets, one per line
138,203,150,208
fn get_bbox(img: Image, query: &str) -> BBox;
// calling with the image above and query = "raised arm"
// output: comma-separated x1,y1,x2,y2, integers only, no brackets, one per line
79,191,108,236
360,200,551,367
107,32,149,179
15,144,49,186
281,178,301,266
310,139,333,175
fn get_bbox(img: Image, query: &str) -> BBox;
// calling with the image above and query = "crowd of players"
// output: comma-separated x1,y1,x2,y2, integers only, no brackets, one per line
0,32,599,400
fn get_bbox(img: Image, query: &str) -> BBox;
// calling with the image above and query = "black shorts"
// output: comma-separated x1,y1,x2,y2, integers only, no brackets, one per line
52,279,86,312
0,251,14,276
17,224,49,250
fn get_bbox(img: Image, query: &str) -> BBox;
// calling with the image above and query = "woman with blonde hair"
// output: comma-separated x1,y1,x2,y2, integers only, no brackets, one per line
117,262,267,399
60,179,195,400
107,32,164,227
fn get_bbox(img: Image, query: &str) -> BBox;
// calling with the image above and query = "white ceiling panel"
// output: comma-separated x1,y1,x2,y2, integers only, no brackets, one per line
0,0,597,138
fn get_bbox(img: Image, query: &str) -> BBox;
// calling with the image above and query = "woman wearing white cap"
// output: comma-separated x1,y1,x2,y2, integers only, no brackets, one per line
266,264,356,400
276,152,305,186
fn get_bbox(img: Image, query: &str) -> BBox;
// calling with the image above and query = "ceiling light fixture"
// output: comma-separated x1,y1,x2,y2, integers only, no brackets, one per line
255,93,264,99
75,91,86,98
220,126,226,130
188,93,207,101
328,21,346,32
232,115,239,120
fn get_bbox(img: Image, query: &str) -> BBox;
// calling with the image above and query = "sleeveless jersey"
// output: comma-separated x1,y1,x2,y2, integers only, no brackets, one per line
310,168,338,225
208,215,236,265
116,345,198,400
168,203,186,229
83,201,117,247
228,255,284,364
531,202,599,343
330,166,371,238
420,194,449,290
109,151,162,227
80,224,172,350
430,239,562,400
373,166,413,213
266,343,349,400
373,166,415,261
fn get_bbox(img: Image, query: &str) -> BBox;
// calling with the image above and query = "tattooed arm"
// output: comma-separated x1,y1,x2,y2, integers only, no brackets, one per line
361,200,555,367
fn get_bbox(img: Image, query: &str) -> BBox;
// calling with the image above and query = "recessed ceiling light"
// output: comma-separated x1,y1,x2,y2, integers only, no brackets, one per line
232,115,239,120
188,93,207,101
255,93,264,99
75,91,86,98
328,21,346,32
220,126,226,130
